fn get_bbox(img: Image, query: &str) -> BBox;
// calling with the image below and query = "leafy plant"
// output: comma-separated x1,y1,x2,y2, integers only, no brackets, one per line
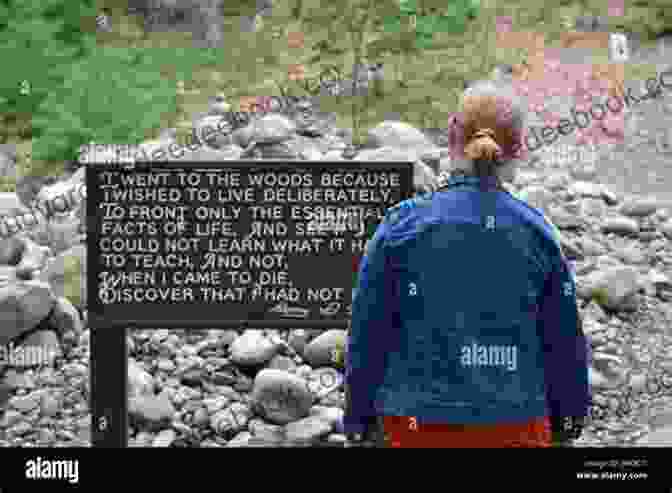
0,0,98,141
381,0,481,49
31,47,180,167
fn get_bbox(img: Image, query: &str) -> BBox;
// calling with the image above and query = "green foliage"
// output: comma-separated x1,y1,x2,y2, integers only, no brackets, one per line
0,0,95,115
592,286,610,309
31,47,180,166
381,0,481,49
0,0,97,138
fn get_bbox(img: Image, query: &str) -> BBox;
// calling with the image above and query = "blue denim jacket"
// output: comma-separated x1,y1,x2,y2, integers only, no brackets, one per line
344,174,591,432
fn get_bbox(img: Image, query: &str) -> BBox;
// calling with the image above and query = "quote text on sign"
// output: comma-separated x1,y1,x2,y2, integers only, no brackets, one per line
87,163,411,326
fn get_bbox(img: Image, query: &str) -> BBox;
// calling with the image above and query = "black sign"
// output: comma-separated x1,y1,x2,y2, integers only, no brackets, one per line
86,161,412,328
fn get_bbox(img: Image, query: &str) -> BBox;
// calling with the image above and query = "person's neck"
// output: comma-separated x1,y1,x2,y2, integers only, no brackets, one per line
449,157,517,183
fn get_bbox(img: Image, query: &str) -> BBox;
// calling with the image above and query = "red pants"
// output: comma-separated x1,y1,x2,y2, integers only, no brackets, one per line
382,416,552,448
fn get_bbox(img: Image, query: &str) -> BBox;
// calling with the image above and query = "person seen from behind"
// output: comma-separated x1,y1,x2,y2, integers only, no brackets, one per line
344,79,591,447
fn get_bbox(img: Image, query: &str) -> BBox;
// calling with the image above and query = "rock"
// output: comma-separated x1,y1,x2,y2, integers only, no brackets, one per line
230,330,278,366
46,212,83,254
517,185,552,212
542,172,570,190
570,163,598,181
288,329,310,354
628,373,647,393
589,266,640,311
0,410,24,428
0,192,26,215
15,238,50,276
367,121,435,150
128,392,175,431
548,207,584,229
583,300,609,323
601,216,639,235
152,429,177,447
210,402,252,435
295,111,338,138
0,236,26,266
47,297,83,335
0,145,17,179
157,359,176,372
284,415,332,445
303,329,346,367
568,181,605,199
251,369,313,425
661,220,672,239
309,405,344,427
614,246,647,265
619,197,660,217
193,115,234,149
245,142,301,160
589,367,621,389
40,392,60,417
0,281,56,347
206,329,238,347
600,187,619,206
328,433,347,445
170,145,244,162
231,125,256,148
635,426,672,447
267,354,297,372
2,369,34,390
9,392,41,412
580,198,607,218
247,418,285,444
580,237,607,257
281,136,325,160
179,368,205,387
225,431,254,447
251,114,296,144
0,264,17,288
39,244,86,309
14,175,53,209
128,359,154,398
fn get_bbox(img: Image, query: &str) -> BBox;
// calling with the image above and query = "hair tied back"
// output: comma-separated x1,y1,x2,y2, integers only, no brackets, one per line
465,127,501,161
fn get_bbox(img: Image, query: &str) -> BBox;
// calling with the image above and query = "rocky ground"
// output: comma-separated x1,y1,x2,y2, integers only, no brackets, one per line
1,51,672,446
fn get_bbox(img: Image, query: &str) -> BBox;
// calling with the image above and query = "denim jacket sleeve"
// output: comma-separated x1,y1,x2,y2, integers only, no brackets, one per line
538,243,591,419
343,218,394,434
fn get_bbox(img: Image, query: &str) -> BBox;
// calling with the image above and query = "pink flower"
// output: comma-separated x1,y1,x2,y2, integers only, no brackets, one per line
496,16,513,33
608,0,624,17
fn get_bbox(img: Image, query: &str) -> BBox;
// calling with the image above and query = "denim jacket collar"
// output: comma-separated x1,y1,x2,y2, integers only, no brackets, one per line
436,171,504,191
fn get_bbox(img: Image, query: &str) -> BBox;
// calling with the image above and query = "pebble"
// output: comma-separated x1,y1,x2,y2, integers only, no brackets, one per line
152,429,177,447
0,410,24,428
251,369,313,425
40,393,60,417
230,330,278,366
10,393,41,412
303,330,346,367
157,359,176,372
284,416,333,444
129,392,176,431
601,217,640,235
